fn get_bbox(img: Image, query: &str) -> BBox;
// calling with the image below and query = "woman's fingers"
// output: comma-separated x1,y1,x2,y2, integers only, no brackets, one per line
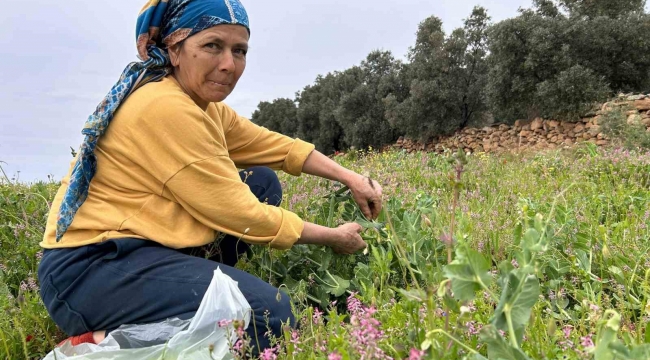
358,200,372,220
349,175,383,220
369,199,381,219
331,223,366,254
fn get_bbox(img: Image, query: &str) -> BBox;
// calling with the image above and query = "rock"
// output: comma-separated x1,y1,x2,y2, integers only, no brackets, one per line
628,94,646,101
592,116,602,125
514,119,526,127
642,118,650,127
627,110,640,116
602,102,614,112
547,120,560,129
530,117,544,131
519,130,532,137
564,138,574,145
628,114,642,125
498,124,510,131
635,98,650,111
561,122,574,131
574,124,585,133
588,125,601,136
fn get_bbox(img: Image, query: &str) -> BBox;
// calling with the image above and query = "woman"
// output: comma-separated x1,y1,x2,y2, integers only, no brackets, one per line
37,0,382,354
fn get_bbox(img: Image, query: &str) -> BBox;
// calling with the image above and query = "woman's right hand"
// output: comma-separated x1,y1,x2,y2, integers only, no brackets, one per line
297,222,367,255
329,223,367,255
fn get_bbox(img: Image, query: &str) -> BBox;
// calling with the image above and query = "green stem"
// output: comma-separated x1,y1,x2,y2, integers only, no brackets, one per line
0,328,11,360
505,308,519,348
311,273,336,288
327,193,336,228
305,257,323,268
13,316,29,360
306,294,322,304
476,275,499,302
426,329,481,355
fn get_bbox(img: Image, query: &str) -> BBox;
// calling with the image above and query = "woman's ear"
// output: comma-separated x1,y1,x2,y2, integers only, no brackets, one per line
168,43,182,67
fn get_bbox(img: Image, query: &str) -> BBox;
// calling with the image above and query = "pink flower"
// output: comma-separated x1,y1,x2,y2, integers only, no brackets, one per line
562,325,573,339
290,330,302,353
313,307,324,324
511,259,519,268
233,339,243,352
409,348,425,360
347,292,364,316
259,347,278,360
218,319,232,328
466,321,481,336
580,335,594,348
328,352,342,360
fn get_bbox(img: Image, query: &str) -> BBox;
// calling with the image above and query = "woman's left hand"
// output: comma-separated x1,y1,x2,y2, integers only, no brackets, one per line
347,173,383,220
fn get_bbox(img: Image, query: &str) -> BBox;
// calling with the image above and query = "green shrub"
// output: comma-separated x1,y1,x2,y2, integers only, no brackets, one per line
600,107,650,149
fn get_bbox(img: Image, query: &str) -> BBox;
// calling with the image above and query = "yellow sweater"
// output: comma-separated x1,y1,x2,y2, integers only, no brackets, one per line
40,76,315,250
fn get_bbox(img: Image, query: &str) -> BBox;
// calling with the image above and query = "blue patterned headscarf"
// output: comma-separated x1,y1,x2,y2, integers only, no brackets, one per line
56,0,250,241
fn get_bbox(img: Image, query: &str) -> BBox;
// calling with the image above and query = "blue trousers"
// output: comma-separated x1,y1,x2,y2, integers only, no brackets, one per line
37,167,294,353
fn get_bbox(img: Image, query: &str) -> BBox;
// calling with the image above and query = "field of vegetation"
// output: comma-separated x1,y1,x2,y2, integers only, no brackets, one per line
1,144,650,359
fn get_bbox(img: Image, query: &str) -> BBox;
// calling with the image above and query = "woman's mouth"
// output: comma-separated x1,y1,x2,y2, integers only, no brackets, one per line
209,80,231,87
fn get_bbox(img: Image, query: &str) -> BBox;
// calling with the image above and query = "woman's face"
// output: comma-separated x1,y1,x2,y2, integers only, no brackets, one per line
169,25,249,108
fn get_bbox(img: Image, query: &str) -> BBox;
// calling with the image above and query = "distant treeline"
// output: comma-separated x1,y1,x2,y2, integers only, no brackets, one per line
251,0,650,154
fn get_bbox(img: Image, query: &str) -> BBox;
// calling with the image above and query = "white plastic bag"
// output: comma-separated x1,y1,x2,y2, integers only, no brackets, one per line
43,268,251,360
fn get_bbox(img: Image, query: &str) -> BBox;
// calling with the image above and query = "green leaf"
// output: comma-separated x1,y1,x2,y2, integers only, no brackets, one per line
594,310,622,360
479,325,531,360
443,293,461,314
463,354,489,360
630,344,650,359
398,288,427,302
356,218,385,230
321,273,350,297
491,271,540,344
318,250,333,272
608,266,626,284
443,246,492,302
522,227,548,255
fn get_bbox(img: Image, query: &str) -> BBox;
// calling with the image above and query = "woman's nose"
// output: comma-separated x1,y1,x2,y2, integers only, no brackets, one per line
218,51,236,73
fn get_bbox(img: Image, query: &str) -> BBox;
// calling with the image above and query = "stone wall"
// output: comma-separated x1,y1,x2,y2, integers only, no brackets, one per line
394,95,650,153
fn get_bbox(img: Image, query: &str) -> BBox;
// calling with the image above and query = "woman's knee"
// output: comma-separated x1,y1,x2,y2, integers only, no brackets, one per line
247,288,295,333
270,291,295,327
242,167,283,206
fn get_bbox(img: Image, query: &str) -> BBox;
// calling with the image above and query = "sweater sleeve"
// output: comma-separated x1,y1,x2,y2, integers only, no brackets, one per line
217,103,315,176
164,155,304,249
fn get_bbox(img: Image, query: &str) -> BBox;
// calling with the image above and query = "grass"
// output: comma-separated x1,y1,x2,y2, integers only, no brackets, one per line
1,144,649,359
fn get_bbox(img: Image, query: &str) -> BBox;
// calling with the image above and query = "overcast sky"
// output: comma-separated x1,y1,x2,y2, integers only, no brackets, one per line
0,0,533,182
